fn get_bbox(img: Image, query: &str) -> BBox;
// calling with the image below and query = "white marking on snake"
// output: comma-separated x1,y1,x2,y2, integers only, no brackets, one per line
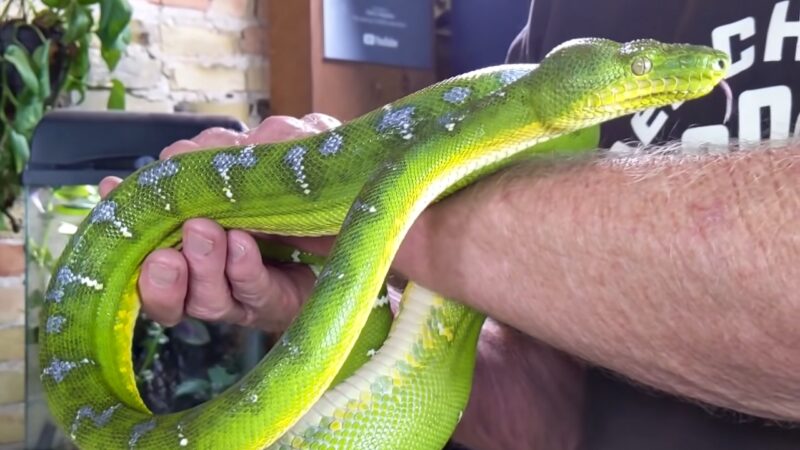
367,348,377,357
374,294,389,308
319,132,344,156
438,111,467,132
290,249,302,263
443,86,471,104
177,423,188,447
137,160,179,186
129,419,157,449
41,357,93,383
90,201,133,237
284,146,311,195
377,105,416,140
280,333,301,357
45,315,67,334
499,67,530,86
46,267,103,303
212,145,258,202
70,404,121,439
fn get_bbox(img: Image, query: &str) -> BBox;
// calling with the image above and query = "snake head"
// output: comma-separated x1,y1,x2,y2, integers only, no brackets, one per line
534,37,731,129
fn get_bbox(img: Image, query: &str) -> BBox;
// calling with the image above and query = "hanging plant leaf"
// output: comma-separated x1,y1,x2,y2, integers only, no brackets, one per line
11,94,44,138
8,129,30,174
208,366,239,394
99,27,130,72
32,40,52,101
3,44,39,96
98,0,132,71
41,0,71,7
62,34,91,102
173,378,211,400
107,78,126,110
98,0,132,46
63,4,94,44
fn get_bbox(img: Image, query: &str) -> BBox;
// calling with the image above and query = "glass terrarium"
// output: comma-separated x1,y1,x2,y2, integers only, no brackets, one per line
22,110,269,449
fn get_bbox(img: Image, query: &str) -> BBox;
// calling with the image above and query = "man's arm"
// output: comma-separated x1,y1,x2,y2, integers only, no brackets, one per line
399,140,800,422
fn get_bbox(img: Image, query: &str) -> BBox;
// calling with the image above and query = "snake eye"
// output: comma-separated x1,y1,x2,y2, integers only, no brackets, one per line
631,56,653,76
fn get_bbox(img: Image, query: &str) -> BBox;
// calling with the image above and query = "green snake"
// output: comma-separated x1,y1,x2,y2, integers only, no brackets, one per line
39,38,730,449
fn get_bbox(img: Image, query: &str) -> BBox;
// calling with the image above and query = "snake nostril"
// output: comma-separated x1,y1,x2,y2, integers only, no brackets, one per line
711,58,727,71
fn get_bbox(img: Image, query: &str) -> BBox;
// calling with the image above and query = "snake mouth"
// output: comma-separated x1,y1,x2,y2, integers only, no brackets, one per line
583,73,730,123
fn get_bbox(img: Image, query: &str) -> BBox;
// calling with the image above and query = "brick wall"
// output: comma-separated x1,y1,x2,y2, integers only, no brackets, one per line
0,224,26,446
71,0,270,126
0,0,269,446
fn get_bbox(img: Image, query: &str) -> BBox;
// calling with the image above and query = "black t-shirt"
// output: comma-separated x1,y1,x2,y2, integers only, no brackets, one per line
506,1,800,449
508,0,800,150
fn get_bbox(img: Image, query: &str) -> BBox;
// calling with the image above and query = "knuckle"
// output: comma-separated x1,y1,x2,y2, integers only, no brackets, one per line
195,126,231,139
160,139,198,159
185,302,230,322
230,269,270,303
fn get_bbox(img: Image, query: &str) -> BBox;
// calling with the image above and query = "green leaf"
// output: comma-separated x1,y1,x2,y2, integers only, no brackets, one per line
98,0,132,71
174,378,211,399
63,4,94,44
208,366,239,394
3,45,39,96
63,35,91,102
100,27,130,71
101,47,121,71
98,0,132,46
12,95,44,137
8,129,30,173
106,78,126,110
41,0,70,7
32,40,52,100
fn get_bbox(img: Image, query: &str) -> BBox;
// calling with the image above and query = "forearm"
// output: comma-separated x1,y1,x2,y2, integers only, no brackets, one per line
403,140,800,421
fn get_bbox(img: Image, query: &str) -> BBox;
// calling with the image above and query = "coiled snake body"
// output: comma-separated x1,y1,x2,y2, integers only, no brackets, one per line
39,38,730,449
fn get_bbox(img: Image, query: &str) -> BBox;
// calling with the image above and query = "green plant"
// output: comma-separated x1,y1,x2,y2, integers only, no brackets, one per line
0,0,132,231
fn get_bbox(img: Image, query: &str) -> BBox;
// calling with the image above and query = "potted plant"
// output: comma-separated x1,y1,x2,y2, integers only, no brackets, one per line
0,0,132,231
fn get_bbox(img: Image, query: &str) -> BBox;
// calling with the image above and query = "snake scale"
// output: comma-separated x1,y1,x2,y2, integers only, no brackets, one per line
38,38,730,449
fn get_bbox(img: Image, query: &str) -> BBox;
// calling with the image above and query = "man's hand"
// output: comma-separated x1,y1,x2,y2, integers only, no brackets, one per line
98,114,340,332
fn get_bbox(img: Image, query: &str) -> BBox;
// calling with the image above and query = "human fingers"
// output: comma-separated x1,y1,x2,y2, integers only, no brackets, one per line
138,248,189,326
241,115,317,144
98,176,122,199
224,230,317,332
300,113,342,132
179,218,248,324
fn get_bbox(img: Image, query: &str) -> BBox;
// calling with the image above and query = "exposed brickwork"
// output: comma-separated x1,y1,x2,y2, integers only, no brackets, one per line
0,328,23,362
0,225,24,447
0,368,24,404
148,0,211,10
0,403,24,445
0,283,24,325
210,0,252,17
0,242,23,277
70,0,270,126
